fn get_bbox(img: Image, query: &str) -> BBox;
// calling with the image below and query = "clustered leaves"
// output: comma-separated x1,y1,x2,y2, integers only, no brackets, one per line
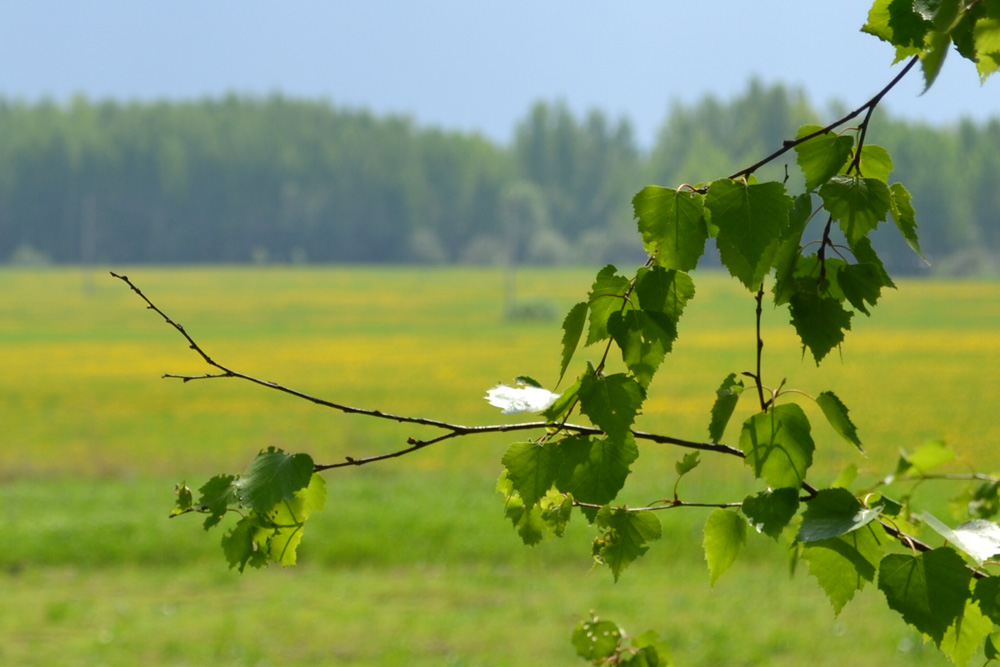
151,2,1000,664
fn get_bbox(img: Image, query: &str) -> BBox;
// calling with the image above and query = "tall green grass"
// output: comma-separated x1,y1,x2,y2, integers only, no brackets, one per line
2,266,999,665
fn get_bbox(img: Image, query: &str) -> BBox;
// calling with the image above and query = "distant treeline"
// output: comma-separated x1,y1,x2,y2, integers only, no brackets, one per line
2,81,998,274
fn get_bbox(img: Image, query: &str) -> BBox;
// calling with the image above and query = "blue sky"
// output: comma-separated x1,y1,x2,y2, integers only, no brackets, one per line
3,1,998,147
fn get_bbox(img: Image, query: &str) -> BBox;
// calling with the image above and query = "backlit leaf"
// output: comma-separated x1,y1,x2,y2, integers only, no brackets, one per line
973,576,1000,625
559,301,588,383
889,182,924,259
802,522,886,615
772,193,814,306
557,434,639,511
742,487,799,539
595,507,662,580
578,372,645,443
587,265,631,345
708,373,744,444
788,290,853,364
234,447,314,515
266,473,327,566
572,617,622,660
846,144,894,182
502,441,560,508
798,488,881,542
634,265,695,323
863,0,931,62
897,439,956,476
703,508,746,585
706,178,793,290
675,451,701,477
920,29,951,92
838,262,885,316
221,513,269,573
921,513,1000,565
794,124,854,190
633,185,708,271
940,597,993,667
974,17,1000,81
815,391,863,452
819,175,892,247
741,404,815,489
197,474,237,529
878,548,972,646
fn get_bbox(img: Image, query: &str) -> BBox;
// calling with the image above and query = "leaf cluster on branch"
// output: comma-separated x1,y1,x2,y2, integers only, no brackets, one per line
115,2,1000,664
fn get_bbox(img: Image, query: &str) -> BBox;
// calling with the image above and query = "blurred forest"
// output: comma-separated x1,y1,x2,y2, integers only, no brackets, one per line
1,80,998,275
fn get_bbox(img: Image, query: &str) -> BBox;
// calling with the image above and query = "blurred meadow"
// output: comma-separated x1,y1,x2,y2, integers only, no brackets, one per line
3,266,1000,665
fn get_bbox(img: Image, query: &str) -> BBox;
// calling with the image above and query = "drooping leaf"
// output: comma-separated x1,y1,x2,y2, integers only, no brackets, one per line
485,382,560,415
708,373,745,444
819,175,892,247
798,488,882,542
878,548,972,646
973,576,1000,625
497,473,547,546
594,507,662,581
772,193,814,306
706,178,793,290
794,124,854,191
815,391,863,452
788,290,853,364
608,308,676,389
197,474,238,529
559,302,588,383
940,597,994,667
221,513,269,573
543,374,581,423
973,17,1000,81
572,617,622,660
837,262,885,316
921,513,1000,566
234,447,314,515
888,182,925,259
539,490,573,538
586,265,631,345
633,185,708,271
626,630,673,667
989,632,1000,662
556,434,639,511
265,473,327,566
851,236,895,289
742,488,800,539
801,522,886,615
634,265,695,323
703,508,747,585
920,29,951,92
740,404,815,489
501,441,560,508
578,372,645,443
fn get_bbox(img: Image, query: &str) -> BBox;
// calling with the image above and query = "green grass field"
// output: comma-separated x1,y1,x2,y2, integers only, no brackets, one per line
3,266,999,665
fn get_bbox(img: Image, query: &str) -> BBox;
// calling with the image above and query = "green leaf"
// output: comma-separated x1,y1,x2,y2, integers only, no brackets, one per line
897,439,956,476
558,302,588,383
815,391,863,452
703,508,746,585
741,488,799,539
863,0,931,62
594,507,662,581
921,513,1000,565
801,522,887,615
497,476,547,547
847,144,894,182
878,548,972,646
706,178,793,290
888,182,925,259
633,185,708,272
197,474,237,529
221,513,269,573
832,463,858,489
920,29,951,92
586,265,631,345
788,290,853,364
798,488,882,542
940,597,993,667
708,373,745,444
837,262,885,316
772,193,814,307
973,576,1000,625
634,265,695,323
572,617,622,660
556,434,639,510
626,630,673,667
914,0,960,30
851,236,895,289
172,482,193,516
265,473,327,566
578,372,645,443
234,447,314,515
819,175,892,247
974,17,1000,81
794,124,854,190
741,404,815,489
539,490,573,538
675,451,701,477
608,309,676,389
501,441,560,508
542,374,581,423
